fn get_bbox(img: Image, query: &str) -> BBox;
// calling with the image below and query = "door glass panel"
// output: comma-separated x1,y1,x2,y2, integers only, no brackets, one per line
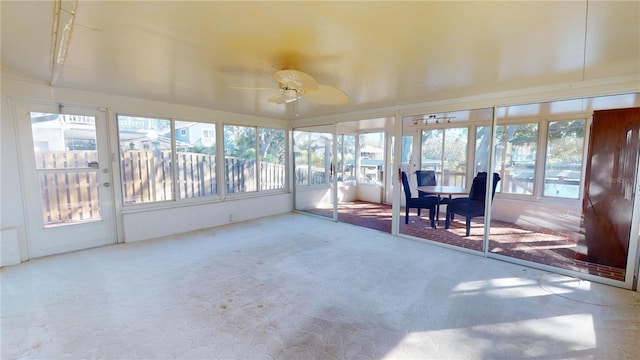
401,109,493,252
293,128,334,219
487,103,639,283
30,112,102,227
337,134,356,182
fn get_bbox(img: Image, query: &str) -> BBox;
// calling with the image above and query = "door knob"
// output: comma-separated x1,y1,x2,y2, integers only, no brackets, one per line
103,182,110,187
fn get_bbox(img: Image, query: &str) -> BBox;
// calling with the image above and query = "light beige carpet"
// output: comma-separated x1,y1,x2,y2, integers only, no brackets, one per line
2,213,639,359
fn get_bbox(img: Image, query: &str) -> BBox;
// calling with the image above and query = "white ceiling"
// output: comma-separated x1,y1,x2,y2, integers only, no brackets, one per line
2,1,639,120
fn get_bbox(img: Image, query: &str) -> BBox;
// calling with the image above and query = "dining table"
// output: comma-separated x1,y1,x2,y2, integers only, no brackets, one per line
416,185,468,226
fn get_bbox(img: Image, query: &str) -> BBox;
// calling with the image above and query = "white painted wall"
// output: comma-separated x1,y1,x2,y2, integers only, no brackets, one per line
1,73,292,265
1,92,30,265
295,187,332,211
337,181,357,203
357,185,384,203
122,193,292,243
492,198,582,233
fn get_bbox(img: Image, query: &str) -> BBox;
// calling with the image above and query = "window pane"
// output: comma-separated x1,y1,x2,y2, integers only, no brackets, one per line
258,128,286,190
359,132,384,185
499,123,538,195
224,125,256,193
544,120,585,198
175,121,217,199
421,129,443,177
117,115,173,205
475,126,493,174
309,133,331,185
293,131,310,186
443,128,468,187
401,136,413,164
337,134,356,182
30,113,98,167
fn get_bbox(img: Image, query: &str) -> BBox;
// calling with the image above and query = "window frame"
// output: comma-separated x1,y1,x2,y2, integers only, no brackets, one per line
223,123,288,196
489,113,589,203
116,114,289,210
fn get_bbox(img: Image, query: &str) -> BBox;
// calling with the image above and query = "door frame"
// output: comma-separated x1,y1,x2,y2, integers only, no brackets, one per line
14,100,117,258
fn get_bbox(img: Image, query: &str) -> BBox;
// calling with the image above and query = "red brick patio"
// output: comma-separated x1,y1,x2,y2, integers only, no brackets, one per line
308,201,626,281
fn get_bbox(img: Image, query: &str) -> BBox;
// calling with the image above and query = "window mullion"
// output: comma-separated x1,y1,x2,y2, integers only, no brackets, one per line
255,126,260,192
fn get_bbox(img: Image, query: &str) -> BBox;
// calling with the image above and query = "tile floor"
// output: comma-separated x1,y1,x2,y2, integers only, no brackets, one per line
2,213,639,359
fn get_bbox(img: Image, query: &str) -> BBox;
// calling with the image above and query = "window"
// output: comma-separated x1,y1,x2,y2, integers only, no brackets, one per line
401,136,413,164
421,129,442,172
258,128,286,191
475,126,492,173
422,128,467,187
359,132,384,185
337,134,356,182
494,123,539,195
543,120,585,199
443,128,468,186
224,125,257,193
224,125,286,193
117,115,173,204
117,116,224,205
175,121,217,199
293,131,331,186
202,129,215,147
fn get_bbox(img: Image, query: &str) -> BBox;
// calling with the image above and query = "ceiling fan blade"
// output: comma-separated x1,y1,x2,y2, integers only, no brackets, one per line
268,93,299,105
303,84,350,105
273,69,319,92
230,86,279,91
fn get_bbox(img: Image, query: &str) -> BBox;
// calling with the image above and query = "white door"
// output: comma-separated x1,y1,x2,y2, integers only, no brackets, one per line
16,102,116,257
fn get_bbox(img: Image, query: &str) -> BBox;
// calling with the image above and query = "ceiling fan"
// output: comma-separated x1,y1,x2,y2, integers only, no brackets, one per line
255,69,350,106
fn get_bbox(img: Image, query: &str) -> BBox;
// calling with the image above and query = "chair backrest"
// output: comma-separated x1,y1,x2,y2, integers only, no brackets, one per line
401,171,412,200
468,172,501,202
416,170,436,187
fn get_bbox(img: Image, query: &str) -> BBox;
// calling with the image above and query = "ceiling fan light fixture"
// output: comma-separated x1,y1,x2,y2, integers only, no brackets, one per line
283,88,300,99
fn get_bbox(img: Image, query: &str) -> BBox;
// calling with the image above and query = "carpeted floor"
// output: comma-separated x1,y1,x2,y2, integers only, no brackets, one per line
2,213,639,359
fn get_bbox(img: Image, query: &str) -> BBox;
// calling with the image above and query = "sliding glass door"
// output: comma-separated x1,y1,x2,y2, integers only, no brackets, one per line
293,125,336,220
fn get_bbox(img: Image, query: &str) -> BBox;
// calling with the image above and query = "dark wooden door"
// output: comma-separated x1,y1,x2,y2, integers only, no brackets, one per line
581,107,640,268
